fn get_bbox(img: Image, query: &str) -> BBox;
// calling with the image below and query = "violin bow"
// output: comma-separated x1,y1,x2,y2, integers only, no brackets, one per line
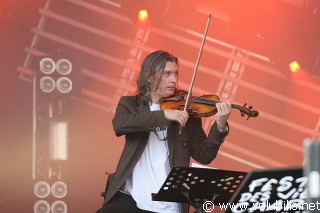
180,14,212,134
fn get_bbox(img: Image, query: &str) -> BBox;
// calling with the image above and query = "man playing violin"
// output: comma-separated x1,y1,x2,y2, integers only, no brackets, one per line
96,50,232,213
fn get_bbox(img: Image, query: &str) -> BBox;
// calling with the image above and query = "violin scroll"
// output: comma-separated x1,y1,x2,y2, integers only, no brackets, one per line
238,103,259,120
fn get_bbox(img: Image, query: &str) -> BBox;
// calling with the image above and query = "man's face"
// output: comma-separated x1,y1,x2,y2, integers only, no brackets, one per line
150,61,178,103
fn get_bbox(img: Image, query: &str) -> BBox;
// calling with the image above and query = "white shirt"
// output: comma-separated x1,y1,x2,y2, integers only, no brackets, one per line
122,103,180,213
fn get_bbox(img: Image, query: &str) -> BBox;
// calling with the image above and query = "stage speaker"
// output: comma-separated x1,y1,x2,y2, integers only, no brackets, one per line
304,138,320,212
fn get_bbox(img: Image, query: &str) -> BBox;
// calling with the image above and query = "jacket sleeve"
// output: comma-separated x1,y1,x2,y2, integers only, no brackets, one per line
189,116,229,165
112,96,167,137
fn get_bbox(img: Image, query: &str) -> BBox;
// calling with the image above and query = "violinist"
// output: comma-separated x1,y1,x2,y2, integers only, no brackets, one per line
96,50,232,213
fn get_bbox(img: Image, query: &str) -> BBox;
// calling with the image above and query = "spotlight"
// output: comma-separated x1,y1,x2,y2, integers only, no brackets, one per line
40,58,55,74
56,59,72,75
34,181,51,198
38,57,75,95
51,181,68,198
289,61,300,73
51,200,67,213
56,77,72,94
138,9,149,22
34,200,50,213
39,76,56,93
49,121,68,161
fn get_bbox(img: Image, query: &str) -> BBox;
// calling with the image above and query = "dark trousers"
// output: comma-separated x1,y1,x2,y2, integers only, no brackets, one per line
96,191,155,213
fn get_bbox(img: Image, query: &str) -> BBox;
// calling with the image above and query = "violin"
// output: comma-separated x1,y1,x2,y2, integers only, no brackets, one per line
160,90,259,120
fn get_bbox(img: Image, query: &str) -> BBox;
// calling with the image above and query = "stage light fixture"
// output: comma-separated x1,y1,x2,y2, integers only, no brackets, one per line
49,121,68,161
289,61,300,73
40,76,56,93
56,59,72,75
125,0,169,26
51,181,68,198
34,200,50,213
38,57,74,94
34,181,51,198
56,77,72,94
138,9,149,22
40,58,55,74
51,200,67,213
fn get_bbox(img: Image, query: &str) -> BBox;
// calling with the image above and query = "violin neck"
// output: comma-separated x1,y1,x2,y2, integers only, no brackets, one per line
193,97,240,109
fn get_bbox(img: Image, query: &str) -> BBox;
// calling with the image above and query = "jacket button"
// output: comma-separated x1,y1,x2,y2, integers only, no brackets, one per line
155,127,160,131
128,172,131,175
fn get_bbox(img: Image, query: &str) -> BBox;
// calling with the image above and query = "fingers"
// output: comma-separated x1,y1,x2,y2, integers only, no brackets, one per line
173,111,188,127
164,110,189,127
216,100,232,115
179,111,189,127
216,100,232,130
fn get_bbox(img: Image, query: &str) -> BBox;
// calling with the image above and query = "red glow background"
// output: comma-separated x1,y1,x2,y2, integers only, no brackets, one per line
1,0,319,212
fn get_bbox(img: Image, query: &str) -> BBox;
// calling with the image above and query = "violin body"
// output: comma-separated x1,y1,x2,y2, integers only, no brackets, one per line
160,90,259,119
160,90,220,117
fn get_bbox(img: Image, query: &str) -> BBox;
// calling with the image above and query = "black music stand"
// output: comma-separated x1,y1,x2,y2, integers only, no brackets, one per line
152,166,247,213
225,166,306,213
